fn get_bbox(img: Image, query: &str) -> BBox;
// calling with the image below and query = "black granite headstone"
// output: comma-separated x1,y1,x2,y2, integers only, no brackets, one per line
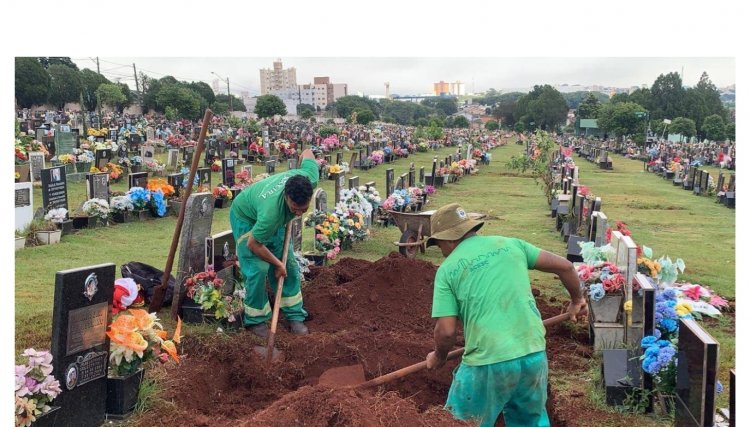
336,152,343,165
168,173,183,199
86,173,110,201
128,172,148,190
408,163,415,188
183,146,195,164
348,176,360,190
222,158,237,188
204,230,236,291
265,160,276,175
197,167,212,188
675,318,719,427
41,166,69,212
419,167,425,184
51,263,115,427
386,168,395,197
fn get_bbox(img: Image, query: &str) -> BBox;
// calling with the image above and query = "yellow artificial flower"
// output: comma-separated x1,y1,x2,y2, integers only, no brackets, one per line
355,222,361,229
675,302,693,317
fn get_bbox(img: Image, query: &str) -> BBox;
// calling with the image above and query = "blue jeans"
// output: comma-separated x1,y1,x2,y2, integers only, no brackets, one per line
445,351,550,427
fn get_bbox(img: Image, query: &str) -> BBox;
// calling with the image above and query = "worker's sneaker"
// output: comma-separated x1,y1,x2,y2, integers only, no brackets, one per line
289,321,309,335
246,323,269,338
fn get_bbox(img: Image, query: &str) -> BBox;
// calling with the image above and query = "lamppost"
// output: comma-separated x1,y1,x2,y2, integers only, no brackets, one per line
211,72,232,113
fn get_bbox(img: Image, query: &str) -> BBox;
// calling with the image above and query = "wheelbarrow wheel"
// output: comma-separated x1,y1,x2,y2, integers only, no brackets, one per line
398,229,420,259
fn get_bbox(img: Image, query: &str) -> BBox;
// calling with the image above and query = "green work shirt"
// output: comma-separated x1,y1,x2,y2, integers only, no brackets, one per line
231,157,319,245
431,236,545,366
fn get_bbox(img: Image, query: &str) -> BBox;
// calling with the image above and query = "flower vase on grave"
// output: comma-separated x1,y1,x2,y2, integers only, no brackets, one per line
30,406,61,427
180,300,205,324
589,293,623,323
214,198,231,209
35,229,62,245
112,211,135,223
135,209,149,221
303,252,327,267
57,219,74,236
15,236,26,250
76,161,92,173
130,165,142,173
72,215,100,229
105,368,144,420
64,163,76,175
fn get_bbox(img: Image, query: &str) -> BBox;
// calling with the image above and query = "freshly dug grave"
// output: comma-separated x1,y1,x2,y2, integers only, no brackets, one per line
137,253,615,427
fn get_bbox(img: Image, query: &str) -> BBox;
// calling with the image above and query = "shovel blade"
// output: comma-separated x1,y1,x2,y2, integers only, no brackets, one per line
253,345,284,363
318,364,366,387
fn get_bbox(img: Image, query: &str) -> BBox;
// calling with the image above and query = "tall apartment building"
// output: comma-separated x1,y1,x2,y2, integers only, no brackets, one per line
299,77,348,111
259,59,298,95
433,80,464,96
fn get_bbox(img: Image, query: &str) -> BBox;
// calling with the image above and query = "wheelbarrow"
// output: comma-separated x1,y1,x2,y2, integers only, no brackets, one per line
389,210,486,259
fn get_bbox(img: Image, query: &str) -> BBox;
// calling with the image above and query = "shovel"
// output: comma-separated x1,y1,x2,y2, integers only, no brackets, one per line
318,312,574,388
252,221,293,364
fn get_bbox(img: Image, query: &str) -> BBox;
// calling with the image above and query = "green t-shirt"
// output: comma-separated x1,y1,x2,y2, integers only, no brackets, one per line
431,235,545,366
231,157,319,245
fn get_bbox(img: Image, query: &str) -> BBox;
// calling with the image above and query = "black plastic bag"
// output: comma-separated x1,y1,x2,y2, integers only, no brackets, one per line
120,262,174,306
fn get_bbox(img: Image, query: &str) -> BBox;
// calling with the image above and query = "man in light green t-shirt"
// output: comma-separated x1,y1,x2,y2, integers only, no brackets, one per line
229,148,318,338
424,203,587,427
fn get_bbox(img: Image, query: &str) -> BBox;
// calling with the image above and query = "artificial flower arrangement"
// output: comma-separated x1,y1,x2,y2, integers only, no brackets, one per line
81,198,111,221
254,173,270,182
184,268,232,319
15,141,29,164
249,142,265,156
55,154,76,165
212,185,233,200
369,150,384,165
338,188,374,222
75,149,95,164
424,185,436,195
417,142,429,152
179,167,200,189
107,309,180,377
44,208,68,224
15,348,62,427
321,134,340,151
340,161,350,174
397,148,409,157
316,158,328,168
407,186,424,201
91,162,124,182
25,139,50,158
304,210,342,260
294,251,313,281
143,159,165,173
127,187,151,211
358,185,382,208
576,261,628,302
381,189,412,211
234,170,254,189
147,179,175,198
449,162,464,177
211,159,222,172
328,164,343,174
130,155,143,167
111,196,135,213
87,127,108,137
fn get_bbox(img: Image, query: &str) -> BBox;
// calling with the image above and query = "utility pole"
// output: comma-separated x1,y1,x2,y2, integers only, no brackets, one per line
227,77,232,113
96,57,100,74
133,63,140,95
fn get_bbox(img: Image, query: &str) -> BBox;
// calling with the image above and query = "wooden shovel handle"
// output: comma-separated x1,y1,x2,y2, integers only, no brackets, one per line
355,312,572,389
266,220,294,364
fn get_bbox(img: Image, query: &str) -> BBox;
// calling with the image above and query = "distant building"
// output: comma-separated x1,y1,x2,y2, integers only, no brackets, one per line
434,81,450,96
297,77,348,111
259,59,298,95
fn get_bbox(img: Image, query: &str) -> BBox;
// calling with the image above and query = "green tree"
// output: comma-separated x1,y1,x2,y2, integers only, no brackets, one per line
684,72,726,140
514,122,525,133
577,93,602,119
452,115,470,128
38,57,78,70
669,117,696,141
156,84,202,120
95,83,126,112
188,81,215,106
79,69,110,111
116,83,134,113
355,108,376,125
301,109,314,119
597,101,647,139
701,114,725,141
485,120,500,131
254,94,286,118
331,96,380,120
650,72,686,121
563,91,608,109
215,94,246,113
426,124,444,140
628,88,652,111
421,97,457,116
297,103,315,117
725,122,735,142
15,57,50,108
609,93,630,104
492,101,517,126
513,85,568,131
47,64,82,109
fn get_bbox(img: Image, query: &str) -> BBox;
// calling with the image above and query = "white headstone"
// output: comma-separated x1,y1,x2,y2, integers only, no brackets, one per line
15,182,33,232
146,127,155,141
593,212,608,247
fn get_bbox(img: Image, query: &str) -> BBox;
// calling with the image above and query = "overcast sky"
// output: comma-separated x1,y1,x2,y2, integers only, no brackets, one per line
72,57,735,98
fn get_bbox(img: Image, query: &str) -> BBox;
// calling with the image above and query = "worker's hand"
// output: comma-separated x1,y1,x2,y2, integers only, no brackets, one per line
425,351,446,370
274,263,288,281
567,298,588,321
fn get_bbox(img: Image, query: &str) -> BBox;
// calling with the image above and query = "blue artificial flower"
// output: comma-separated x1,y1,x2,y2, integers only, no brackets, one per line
128,187,151,210
657,346,676,365
661,318,678,333
641,335,658,349
588,283,606,302
150,190,167,217
716,381,724,394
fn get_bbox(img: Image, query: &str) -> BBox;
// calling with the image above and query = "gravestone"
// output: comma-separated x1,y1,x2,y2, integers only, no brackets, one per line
408,163,415,187
314,188,327,212
265,159,276,174
336,152,343,165
51,263,115,427
350,152,359,169
615,234,639,344
290,216,303,252
183,146,195,164
398,173,408,190
333,172,346,203
287,158,298,170
15,182,33,231
324,155,332,165
176,193,215,303
128,172,148,190
86,173,110,201
167,149,179,170
204,230,236,293
117,144,128,159
54,129,77,157
386,168,395,197
216,141,226,159
348,176,360,190
222,158,237,187
128,134,141,152
95,149,112,170
685,167,696,191
41,166,68,212
197,167,212,188
140,145,155,161
419,167,425,184
29,151,46,182
700,170,710,195
146,127,155,141
242,164,253,177
675,318,719,427
108,128,118,142
426,158,438,186
591,211,608,247
167,173,183,199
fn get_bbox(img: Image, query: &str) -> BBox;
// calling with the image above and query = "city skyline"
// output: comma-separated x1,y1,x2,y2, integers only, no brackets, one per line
72,57,736,99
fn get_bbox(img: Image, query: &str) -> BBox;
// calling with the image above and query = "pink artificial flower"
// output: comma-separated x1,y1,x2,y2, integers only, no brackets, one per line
709,295,729,309
683,285,703,301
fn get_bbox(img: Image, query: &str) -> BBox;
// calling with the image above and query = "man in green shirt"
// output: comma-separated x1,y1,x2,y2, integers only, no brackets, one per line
230,148,318,337
424,203,587,427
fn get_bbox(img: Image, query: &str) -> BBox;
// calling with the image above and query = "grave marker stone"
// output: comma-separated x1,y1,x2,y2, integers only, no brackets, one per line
197,167,211,189
175,193,215,300
333,172,346,203
86,173,110,201
408,163,415,187
167,149,179,170
167,173,183,199
140,145,155,161
242,164,253,177
108,128,118,142
336,152,343,165
265,159,276,174
95,149,112,171
146,127,155,141
222,158,237,187
287,158,298,170
700,170,710,195
675,319,719,427
348,176,360,190
183,146,195,164
29,151,45,182
398,173,408,190
15,182,33,231
51,263,115,427
592,211,608,247
41,166,68,212
204,230,236,292
314,188,327,212
290,216,303,252
128,134,141,152
419,166,425,184
54,129,77,157
128,172,148,190
386,168,395,197
350,152,359,169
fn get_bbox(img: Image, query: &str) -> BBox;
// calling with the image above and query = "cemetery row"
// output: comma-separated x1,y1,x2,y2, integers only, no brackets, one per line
532,133,734,426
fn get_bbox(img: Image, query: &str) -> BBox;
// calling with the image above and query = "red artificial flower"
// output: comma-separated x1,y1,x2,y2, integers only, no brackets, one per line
683,285,703,301
636,245,643,258
605,227,612,243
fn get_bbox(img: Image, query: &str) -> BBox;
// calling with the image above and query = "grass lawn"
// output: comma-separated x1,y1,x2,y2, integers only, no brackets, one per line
15,139,735,419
